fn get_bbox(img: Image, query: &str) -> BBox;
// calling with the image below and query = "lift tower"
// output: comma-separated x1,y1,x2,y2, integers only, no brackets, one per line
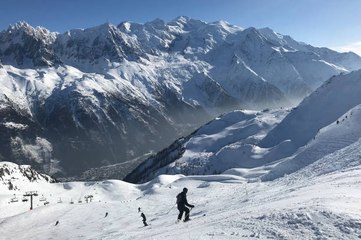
23,191,39,210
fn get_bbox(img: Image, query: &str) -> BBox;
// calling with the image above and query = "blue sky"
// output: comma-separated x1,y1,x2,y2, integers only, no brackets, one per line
1,0,361,54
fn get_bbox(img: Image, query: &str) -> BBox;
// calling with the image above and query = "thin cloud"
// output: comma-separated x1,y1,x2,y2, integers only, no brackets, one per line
331,42,361,56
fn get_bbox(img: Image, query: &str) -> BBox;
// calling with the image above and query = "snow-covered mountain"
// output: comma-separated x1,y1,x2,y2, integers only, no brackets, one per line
1,17,361,178
126,69,361,183
124,109,289,183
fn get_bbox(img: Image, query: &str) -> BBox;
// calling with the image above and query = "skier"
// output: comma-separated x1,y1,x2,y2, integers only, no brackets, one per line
140,212,148,226
55,220,59,226
176,187,194,222
104,212,108,218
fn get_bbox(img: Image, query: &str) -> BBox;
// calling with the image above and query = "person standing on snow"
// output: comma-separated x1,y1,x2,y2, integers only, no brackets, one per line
140,212,148,226
176,188,194,222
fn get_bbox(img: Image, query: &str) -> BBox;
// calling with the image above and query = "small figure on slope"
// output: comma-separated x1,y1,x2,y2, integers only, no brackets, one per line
176,188,194,222
141,212,148,226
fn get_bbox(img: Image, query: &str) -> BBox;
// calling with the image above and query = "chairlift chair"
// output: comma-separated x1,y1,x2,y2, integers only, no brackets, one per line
39,195,46,202
10,195,19,203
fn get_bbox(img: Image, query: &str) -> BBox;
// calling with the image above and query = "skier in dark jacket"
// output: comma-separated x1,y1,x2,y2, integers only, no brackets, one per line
141,212,148,226
176,188,194,222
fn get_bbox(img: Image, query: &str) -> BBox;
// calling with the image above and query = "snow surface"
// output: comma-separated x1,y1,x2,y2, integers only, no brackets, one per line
262,104,361,181
2,153,361,239
126,68,361,186
261,70,361,150
164,109,290,176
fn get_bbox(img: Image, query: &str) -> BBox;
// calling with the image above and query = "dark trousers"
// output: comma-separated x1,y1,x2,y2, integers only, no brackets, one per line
177,205,190,220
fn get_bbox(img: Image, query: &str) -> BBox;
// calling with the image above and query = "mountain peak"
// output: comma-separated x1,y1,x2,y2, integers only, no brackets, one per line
172,16,191,24
65,22,118,40
258,27,279,37
92,22,117,33
147,18,166,27
6,21,52,35
241,27,264,40
210,20,243,33
8,21,33,31
169,16,207,29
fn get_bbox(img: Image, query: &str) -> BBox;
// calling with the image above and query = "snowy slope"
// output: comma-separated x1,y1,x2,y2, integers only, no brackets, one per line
127,69,361,183
2,154,361,239
260,69,361,150
0,162,54,192
262,103,361,181
125,109,289,183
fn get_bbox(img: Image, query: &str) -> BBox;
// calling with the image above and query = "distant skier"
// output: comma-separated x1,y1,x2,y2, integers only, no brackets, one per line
55,220,59,226
104,212,108,218
140,212,148,226
138,207,141,212
176,188,194,222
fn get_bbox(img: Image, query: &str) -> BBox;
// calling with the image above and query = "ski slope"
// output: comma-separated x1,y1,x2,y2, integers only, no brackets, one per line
2,150,361,240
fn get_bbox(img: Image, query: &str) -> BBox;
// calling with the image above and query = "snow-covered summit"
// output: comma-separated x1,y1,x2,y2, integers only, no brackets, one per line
210,20,243,33
0,21,59,67
1,17,361,179
6,21,56,40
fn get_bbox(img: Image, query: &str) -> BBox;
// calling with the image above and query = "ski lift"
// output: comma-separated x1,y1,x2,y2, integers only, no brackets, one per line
10,194,19,203
22,197,28,202
39,195,46,202
84,195,94,203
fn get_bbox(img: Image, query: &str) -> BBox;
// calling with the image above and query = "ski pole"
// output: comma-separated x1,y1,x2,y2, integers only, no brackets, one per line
165,203,176,214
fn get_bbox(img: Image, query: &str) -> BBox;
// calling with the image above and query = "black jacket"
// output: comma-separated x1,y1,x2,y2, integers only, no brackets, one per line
177,192,193,208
